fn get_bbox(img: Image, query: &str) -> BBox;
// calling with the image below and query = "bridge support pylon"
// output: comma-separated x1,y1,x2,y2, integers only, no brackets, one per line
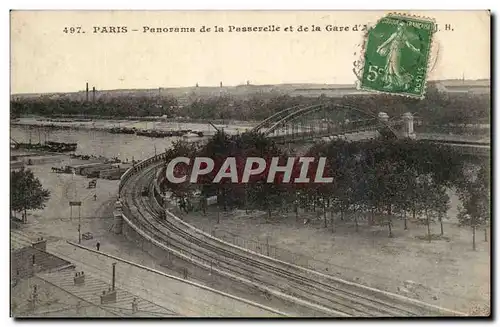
402,112,416,139
378,112,389,122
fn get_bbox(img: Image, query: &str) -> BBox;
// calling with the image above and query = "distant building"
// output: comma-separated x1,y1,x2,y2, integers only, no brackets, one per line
288,80,490,98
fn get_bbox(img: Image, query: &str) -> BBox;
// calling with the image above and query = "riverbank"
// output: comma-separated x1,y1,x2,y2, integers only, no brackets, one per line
11,116,257,136
24,114,260,125
10,125,203,162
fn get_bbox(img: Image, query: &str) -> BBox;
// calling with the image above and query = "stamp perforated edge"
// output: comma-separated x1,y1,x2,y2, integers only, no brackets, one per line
354,12,437,100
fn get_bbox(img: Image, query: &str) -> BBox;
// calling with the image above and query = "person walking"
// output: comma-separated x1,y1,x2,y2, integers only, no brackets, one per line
96,242,100,251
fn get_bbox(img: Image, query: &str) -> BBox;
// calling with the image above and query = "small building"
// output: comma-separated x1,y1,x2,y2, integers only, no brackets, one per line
100,167,128,180
68,163,113,176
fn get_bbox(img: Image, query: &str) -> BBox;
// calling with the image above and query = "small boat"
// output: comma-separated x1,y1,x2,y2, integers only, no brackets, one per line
109,127,136,134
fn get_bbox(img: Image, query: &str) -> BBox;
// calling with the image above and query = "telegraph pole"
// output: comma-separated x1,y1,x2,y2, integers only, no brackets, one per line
69,201,82,244
78,204,82,244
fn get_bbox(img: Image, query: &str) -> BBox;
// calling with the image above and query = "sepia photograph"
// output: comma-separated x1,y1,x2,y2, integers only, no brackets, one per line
9,10,491,318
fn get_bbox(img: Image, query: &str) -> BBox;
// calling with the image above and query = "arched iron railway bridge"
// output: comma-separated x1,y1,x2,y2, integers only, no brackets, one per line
252,103,403,143
251,103,490,157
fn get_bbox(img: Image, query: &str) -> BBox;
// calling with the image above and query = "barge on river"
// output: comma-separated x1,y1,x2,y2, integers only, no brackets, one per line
135,129,204,138
11,140,77,153
108,127,136,134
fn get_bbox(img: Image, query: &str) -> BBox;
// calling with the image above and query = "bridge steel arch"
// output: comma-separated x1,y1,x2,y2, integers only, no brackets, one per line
251,104,327,133
257,103,401,141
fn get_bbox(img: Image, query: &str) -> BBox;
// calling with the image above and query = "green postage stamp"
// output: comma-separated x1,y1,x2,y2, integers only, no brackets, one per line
359,13,435,99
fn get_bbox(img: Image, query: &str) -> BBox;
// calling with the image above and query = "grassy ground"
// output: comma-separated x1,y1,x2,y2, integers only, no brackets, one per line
176,201,490,315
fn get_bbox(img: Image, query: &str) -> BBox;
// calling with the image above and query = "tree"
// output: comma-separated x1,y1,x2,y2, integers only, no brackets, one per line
248,181,287,221
303,140,346,230
10,169,50,222
161,140,201,212
357,140,404,237
419,176,449,241
456,162,490,250
392,161,418,231
436,194,450,236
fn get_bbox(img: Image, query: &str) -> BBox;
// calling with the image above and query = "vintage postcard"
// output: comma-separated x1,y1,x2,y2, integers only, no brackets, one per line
10,10,490,318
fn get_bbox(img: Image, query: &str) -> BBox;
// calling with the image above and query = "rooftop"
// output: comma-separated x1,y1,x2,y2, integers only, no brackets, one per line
37,268,180,317
11,230,33,251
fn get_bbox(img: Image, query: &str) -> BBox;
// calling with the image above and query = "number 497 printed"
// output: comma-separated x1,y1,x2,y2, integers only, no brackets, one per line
63,26,84,34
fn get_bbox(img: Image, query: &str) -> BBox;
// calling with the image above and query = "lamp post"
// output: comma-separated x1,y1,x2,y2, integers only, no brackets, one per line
69,201,82,243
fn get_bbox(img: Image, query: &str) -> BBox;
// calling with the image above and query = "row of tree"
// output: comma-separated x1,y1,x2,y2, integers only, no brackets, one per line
11,84,490,126
342,84,490,127
11,96,179,118
162,130,490,249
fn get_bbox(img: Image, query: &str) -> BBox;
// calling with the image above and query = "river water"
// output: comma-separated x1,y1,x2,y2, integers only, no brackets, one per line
10,118,256,161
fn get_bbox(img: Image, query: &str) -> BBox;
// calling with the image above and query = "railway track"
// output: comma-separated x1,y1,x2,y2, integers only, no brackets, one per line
122,168,339,316
120,159,465,317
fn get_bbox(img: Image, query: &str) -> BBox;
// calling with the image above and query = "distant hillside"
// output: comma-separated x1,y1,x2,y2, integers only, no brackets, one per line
11,79,490,101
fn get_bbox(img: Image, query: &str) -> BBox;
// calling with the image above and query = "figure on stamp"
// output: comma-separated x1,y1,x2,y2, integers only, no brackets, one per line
376,22,421,89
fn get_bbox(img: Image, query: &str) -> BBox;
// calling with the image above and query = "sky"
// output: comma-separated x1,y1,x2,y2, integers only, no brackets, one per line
10,10,491,94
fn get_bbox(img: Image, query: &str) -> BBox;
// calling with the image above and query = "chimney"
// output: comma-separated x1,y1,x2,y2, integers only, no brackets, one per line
92,86,96,103
74,271,85,285
86,83,89,102
99,263,118,304
100,288,117,304
32,237,47,252
100,272,117,305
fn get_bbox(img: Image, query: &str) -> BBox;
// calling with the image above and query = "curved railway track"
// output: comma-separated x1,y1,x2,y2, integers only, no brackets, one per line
119,158,465,317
